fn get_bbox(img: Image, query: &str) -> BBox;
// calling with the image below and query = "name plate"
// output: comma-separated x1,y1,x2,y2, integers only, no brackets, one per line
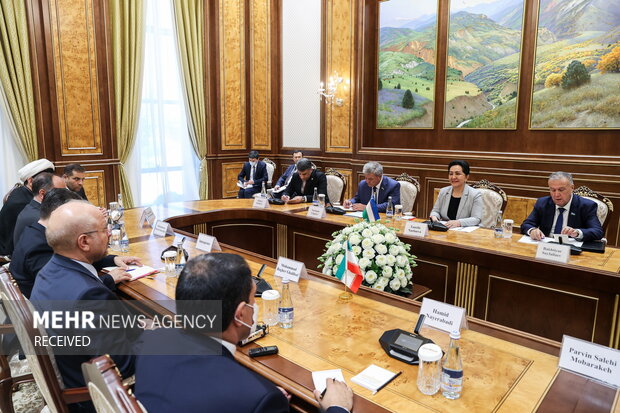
307,205,326,219
419,298,466,333
252,197,269,209
274,257,307,282
559,335,620,388
139,207,156,227
403,221,428,237
536,242,570,264
152,220,173,238
196,233,221,253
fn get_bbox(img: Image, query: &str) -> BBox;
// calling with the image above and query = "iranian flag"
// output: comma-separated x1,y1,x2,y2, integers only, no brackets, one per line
335,241,363,293
362,198,380,222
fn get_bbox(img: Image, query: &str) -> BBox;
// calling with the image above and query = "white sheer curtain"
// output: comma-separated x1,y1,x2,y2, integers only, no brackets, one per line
127,0,199,206
0,91,27,197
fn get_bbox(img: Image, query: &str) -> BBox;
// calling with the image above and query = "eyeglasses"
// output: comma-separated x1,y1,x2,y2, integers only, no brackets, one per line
81,228,109,237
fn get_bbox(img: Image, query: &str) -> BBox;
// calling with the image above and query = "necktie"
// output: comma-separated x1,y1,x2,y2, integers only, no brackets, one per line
554,207,565,235
373,187,378,203
250,165,255,182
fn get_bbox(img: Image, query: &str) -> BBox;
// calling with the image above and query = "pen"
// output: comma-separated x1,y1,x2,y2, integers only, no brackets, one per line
372,371,402,395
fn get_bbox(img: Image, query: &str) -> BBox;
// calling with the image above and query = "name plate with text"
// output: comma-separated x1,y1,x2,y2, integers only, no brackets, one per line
536,243,570,264
403,222,428,237
419,298,466,333
307,205,326,219
196,233,221,253
152,220,174,238
139,207,156,227
559,335,620,388
252,197,269,209
274,257,307,282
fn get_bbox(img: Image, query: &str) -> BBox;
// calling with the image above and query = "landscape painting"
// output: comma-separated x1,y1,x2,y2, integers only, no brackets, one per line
377,0,439,129
530,0,620,129
444,0,526,129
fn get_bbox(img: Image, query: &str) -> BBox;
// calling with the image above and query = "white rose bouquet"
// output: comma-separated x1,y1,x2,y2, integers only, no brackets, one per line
318,221,417,296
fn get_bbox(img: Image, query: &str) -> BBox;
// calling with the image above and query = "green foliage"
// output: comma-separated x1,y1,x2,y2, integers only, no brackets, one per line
402,90,415,109
562,61,590,89
378,78,383,90
396,83,401,89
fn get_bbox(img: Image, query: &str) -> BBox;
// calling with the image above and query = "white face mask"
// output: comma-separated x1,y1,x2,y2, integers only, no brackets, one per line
235,302,258,335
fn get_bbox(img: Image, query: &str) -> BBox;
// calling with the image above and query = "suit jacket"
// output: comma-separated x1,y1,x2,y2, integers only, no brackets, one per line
275,164,295,188
350,176,400,213
30,254,134,389
283,170,329,203
430,184,483,227
135,329,348,413
0,185,32,256
13,199,41,246
76,187,88,201
238,161,268,190
10,223,117,298
520,194,604,241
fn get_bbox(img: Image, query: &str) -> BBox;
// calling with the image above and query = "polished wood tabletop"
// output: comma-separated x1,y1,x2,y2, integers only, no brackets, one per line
115,200,620,413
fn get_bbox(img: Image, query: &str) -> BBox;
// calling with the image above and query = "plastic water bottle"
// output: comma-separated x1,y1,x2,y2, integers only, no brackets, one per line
261,182,267,198
441,330,463,399
119,222,129,252
386,196,394,218
175,239,186,275
117,193,124,217
493,210,503,238
278,279,294,329
312,188,319,206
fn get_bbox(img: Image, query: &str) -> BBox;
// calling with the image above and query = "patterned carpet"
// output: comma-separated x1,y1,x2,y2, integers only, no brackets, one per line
5,354,45,413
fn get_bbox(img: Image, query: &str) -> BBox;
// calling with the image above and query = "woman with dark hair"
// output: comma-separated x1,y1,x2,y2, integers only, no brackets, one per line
429,160,483,228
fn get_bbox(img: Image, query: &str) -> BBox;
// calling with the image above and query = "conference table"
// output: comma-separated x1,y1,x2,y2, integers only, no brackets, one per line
114,199,620,413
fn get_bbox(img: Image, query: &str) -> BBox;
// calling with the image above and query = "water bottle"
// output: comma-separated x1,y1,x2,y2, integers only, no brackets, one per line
119,222,129,252
278,279,294,329
261,181,267,198
441,330,463,400
493,210,503,238
175,239,186,275
386,196,394,218
312,188,319,206
117,193,124,217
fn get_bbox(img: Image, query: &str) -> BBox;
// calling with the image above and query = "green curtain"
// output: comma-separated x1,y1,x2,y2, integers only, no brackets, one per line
172,0,209,199
0,0,38,161
110,0,145,208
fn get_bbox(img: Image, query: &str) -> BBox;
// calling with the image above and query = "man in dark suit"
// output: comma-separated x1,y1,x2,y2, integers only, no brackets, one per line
13,172,66,246
273,150,303,198
135,253,353,413
344,161,400,213
30,201,139,399
0,158,55,257
237,150,269,198
521,171,604,242
63,163,88,200
281,158,329,204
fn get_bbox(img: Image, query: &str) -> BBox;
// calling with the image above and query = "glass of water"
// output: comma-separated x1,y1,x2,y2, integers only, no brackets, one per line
502,219,514,238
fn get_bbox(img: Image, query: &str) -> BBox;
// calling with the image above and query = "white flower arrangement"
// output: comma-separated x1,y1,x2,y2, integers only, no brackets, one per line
318,221,417,296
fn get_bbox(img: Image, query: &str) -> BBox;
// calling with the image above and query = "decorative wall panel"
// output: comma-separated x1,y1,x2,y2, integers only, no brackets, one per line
250,0,271,150
48,0,102,155
83,170,105,207
219,0,246,150
221,162,245,198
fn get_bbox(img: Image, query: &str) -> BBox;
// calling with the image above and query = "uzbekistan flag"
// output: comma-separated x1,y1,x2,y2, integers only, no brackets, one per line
362,198,380,222
335,241,364,293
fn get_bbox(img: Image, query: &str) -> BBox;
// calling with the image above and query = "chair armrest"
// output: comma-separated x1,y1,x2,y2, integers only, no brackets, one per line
0,324,14,334
62,387,91,404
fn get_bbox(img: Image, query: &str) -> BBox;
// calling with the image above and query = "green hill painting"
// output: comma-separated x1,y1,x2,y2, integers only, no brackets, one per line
530,0,620,129
444,0,526,129
377,0,438,128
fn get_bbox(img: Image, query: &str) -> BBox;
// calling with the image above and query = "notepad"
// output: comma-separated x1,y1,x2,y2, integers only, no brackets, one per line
351,364,399,393
102,265,158,280
311,369,345,394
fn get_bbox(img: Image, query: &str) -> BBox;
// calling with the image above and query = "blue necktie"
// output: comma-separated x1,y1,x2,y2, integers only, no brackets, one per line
554,207,565,235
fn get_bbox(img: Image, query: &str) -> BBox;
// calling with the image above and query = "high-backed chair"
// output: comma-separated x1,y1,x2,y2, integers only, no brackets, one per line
262,158,276,189
82,355,144,413
574,186,614,230
471,179,508,228
325,168,347,204
395,173,420,213
0,268,90,413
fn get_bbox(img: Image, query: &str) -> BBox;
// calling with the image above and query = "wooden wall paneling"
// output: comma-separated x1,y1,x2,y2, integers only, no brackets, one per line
324,0,355,153
219,0,246,151
221,161,245,198
83,170,106,207
249,0,271,151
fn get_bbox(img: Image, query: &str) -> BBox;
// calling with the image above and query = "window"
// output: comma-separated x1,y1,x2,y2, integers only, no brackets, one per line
127,0,199,206
0,95,27,195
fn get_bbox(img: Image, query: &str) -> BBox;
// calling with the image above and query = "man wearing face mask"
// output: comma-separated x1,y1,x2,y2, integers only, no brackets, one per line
134,253,353,413
237,150,269,198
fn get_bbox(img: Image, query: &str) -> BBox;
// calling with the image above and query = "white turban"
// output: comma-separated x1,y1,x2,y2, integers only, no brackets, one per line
17,159,55,182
